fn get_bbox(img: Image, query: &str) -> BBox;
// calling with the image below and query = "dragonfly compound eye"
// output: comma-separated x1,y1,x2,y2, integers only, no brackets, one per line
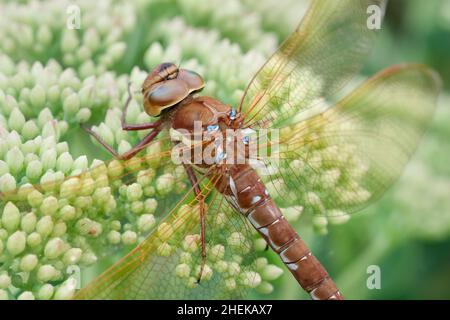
142,67,206,117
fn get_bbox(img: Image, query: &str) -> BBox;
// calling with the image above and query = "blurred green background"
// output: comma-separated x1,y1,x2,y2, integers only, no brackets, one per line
257,0,450,300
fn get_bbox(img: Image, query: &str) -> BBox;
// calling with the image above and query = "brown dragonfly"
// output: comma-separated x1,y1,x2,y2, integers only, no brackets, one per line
1,0,441,300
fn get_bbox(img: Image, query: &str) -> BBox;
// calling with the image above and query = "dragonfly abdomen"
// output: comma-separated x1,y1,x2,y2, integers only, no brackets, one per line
226,164,343,300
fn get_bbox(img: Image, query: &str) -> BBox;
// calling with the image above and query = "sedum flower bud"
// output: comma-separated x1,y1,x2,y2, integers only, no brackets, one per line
227,262,240,277
214,261,228,273
121,230,137,245
27,189,43,208
40,196,59,215
44,237,67,259
175,263,191,279
5,146,24,175
6,231,26,256
157,223,174,242
144,199,157,214
37,264,58,282
138,214,156,232
60,205,76,221
21,212,37,233
327,210,350,225
63,93,80,116
63,248,83,265
127,183,143,201
107,230,121,245
209,244,225,262
239,271,262,288
26,160,43,181
54,277,77,300
1,202,21,232
261,265,283,281
0,273,12,289
0,161,8,176
157,242,173,257
17,291,35,300
41,149,57,172
0,173,16,193
36,216,54,238
60,178,81,199
225,278,236,291
195,264,213,282
0,289,8,300
256,281,274,295
30,84,46,108
20,254,38,272
22,120,40,140
56,152,73,174
37,284,54,300
155,174,175,196
27,232,42,247
81,251,97,266
8,108,26,132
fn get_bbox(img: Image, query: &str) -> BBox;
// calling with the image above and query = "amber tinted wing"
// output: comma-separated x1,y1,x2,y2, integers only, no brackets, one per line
258,65,441,222
239,0,387,129
75,171,259,299
0,137,198,295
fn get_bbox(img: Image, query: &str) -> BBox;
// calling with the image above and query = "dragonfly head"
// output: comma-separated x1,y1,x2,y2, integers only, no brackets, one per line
142,62,205,117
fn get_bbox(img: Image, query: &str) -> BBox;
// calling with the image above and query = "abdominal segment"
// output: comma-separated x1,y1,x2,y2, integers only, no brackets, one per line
219,164,343,300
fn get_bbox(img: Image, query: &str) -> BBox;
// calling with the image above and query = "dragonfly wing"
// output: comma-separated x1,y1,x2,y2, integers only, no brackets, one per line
259,64,441,220
75,172,259,299
239,0,387,129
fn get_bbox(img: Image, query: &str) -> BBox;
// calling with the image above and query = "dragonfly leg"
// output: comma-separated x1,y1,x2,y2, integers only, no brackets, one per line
183,164,207,283
82,125,161,160
121,82,161,131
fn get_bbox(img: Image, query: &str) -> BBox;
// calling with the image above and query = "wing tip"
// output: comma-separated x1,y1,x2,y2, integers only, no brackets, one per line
378,63,443,93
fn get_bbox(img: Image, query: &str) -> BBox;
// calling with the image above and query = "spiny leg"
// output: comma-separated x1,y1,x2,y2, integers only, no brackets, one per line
183,163,207,283
82,81,162,160
121,82,161,131
83,126,161,160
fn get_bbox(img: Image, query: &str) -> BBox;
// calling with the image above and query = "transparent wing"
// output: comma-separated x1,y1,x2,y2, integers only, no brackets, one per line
75,172,259,299
259,64,441,222
239,0,387,129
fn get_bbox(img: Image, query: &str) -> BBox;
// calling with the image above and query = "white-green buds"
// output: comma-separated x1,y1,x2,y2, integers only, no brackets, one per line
138,214,156,232
44,237,66,259
20,254,38,272
121,230,137,245
155,174,175,195
239,271,262,288
260,265,283,281
37,284,54,300
30,84,47,108
0,273,12,289
37,264,58,282
63,248,83,265
6,231,26,256
54,277,77,300
17,291,35,300
1,202,21,232
175,263,191,279
0,173,16,193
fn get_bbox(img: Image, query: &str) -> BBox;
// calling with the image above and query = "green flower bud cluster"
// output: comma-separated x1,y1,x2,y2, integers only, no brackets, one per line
154,204,283,297
0,0,347,300
0,146,191,299
143,18,267,107
0,0,135,77
160,0,278,54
